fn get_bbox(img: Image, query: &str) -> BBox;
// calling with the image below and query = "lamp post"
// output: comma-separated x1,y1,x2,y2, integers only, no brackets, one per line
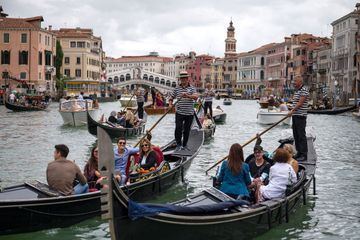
333,80,338,109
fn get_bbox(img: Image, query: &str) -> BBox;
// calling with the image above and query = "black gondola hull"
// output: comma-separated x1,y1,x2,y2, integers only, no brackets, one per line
4,99,48,111
308,105,356,114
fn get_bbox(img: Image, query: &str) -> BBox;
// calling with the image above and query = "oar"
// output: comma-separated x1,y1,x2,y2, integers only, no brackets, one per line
133,101,178,147
122,92,136,111
205,115,290,175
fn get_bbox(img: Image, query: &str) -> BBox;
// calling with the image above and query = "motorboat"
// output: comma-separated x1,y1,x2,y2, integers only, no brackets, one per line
59,99,98,126
119,94,137,108
257,109,291,125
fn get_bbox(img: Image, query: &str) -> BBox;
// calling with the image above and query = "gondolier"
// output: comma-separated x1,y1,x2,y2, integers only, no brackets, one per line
135,86,145,120
169,71,199,151
203,83,215,117
287,76,309,161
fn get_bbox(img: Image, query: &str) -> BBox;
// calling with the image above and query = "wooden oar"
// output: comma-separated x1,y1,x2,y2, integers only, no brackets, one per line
122,92,136,111
205,115,290,175
133,101,178,147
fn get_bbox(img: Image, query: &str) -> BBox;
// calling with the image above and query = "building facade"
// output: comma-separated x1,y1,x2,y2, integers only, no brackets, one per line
0,10,56,94
52,28,104,81
223,21,238,88
186,54,214,88
210,58,224,89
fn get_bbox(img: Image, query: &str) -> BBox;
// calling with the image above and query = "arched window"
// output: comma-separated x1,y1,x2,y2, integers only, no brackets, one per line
125,73,131,80
108,77,113,84
155,77,160,84
149,76,154,82
261,57,265,66
166,80,171,86
260,70,264,80
143,74,148,80
1,50,10,64
120,75,125,82
114,76,119,83
160,79,165,85
171,82,177,88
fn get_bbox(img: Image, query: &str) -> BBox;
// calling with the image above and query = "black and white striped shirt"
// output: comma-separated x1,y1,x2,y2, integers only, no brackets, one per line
203,88,215,102
292,85,309,116
170,84,196,115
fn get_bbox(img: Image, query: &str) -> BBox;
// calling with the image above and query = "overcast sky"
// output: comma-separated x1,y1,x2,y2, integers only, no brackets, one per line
2,0,358,58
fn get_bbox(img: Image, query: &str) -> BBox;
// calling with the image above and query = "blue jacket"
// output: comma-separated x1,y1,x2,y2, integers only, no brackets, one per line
217,160,251,198
114,147,139,175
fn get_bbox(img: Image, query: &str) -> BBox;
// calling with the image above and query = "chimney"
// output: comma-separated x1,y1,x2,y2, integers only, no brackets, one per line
48,25,52,31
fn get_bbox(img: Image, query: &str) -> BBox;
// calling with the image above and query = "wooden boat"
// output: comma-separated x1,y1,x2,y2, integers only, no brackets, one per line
212,106,227,123
0,116,204,235
223,98,232,105
352,111,360,121
59,99,99,126
308,105,357,115
203,123,216,141
119,94,137,108
144,104,175,115
257,109,291,125
87,111,145,139
101,135,317,240
4,97,48,111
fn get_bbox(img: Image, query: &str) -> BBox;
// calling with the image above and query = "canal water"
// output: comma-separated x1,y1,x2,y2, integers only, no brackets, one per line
0,100,359,240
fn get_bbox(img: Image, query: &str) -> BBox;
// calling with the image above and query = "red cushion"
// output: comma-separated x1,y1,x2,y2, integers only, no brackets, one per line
152,146,164,166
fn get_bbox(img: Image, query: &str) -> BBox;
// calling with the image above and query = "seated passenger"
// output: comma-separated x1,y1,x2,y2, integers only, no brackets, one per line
114,137,139,185
125,109,136,128
248,145,271,195
138,138,157,170
108,111,118,124
84,146,106,190
216,143,251,200
279,99,288,111
47,144,88,195
155,92,164,107
202,113,214,129
283,144,299,174
116,111,126,127
256,148,297,203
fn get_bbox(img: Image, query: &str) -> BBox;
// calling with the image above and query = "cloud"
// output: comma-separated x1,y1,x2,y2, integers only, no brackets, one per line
2,0,358,57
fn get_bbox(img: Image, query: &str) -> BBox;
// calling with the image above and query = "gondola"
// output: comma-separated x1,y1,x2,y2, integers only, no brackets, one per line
212,106,227,123
352,111,360,121
308,105,356,115
0,115,204,235
223,98,232,105
101,134,317,240
4,98,48,111
87,111,146,139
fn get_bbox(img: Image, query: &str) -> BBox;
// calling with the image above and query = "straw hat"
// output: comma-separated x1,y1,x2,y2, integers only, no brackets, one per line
178,71,189,78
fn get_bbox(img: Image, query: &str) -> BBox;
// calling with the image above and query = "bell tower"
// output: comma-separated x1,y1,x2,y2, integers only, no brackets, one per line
225,20,237,57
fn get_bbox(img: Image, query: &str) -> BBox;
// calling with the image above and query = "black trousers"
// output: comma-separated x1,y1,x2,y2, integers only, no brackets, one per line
292,115,308,156
204,101,213,117
137,102,144,119
175,113,193,147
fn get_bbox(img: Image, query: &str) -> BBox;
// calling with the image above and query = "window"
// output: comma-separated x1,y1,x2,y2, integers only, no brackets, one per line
45,51,51,66
77,41,85,48
64,57,70,64
20,72,26,79
19,51,28,65
21,33,27,43
87,42,90,48
39,34,41,43
1,50,10,64
76,57,81,64
3,33,9,43
75,69,81,77
38,52,42,65
64,69,70,76
70,41,76,48
45,73,51,80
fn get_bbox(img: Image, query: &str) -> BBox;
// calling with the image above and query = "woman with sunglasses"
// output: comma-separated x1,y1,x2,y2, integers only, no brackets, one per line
138,139,157,170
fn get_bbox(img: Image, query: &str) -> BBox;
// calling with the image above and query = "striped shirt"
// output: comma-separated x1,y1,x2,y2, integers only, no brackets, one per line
203,88,215,102
292,85,309,116
170,84,197,115
136,88,145,103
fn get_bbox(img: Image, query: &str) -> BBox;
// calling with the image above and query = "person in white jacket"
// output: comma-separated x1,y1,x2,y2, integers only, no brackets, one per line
256,148,297,203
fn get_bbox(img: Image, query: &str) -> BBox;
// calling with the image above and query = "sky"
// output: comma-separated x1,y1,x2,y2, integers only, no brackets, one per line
2,0,358,58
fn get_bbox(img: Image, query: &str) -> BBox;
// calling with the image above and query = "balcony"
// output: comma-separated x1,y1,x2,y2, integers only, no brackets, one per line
91,47,100,54
45,66,55,74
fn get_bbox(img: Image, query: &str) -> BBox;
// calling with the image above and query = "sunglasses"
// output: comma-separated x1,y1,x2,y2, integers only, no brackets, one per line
118,142,126,145
94,150,98,153
141,144,149,147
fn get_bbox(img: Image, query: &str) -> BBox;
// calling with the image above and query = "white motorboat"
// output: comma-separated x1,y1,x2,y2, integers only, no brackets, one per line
59,99,99,126
257,109,291,125
212,106,227,123
119,95,137,108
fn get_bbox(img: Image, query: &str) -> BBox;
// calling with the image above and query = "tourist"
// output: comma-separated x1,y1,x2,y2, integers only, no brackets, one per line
135,85,145,120
46,144,88,195
287,76,309,161
84,146,106,190
151,87,156,106
283,144,299,174
203,83,215,117
202,113,214,129
279,99,288,111
125,109,137,128
9,92,16,104
116,111,126,127
169,71,198,151
78,91,84,100
216,143,251,200
138,138,157,170
247,145,271,194
114,137,139,185
108,111,118,124
155,91,164,107
256,148,297,203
